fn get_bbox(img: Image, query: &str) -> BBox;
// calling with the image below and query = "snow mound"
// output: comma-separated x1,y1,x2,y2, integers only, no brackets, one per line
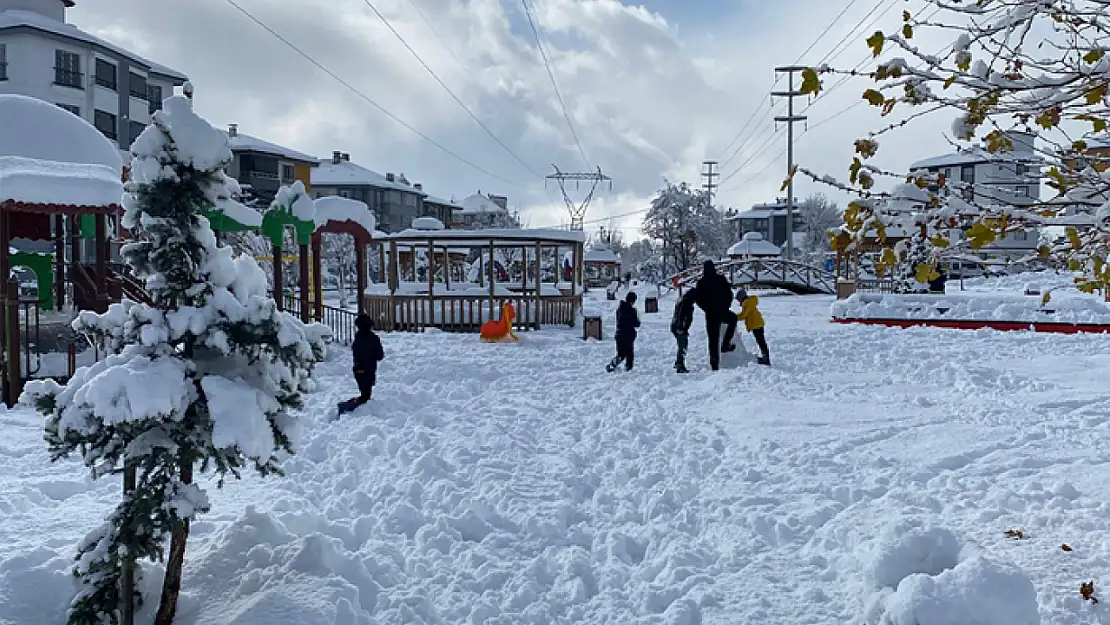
0,93,122,170
859,523,1039,625
831,292,1110,325
274,181,316,222
410,216,444,231
314,196,376,234
0,156,123,207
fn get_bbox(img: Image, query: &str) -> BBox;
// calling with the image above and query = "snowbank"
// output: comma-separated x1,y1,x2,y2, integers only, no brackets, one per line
314,196,376,235
273,181,316,222
831,292,1110,325
410,216,444,231
0,156,123,207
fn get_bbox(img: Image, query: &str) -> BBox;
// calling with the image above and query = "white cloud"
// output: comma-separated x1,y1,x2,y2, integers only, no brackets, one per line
68,0,973,239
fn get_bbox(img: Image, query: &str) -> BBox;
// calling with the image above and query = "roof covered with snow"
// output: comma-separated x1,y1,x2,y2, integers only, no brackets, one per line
424,195,463,209
727,232,780,257
225,130,317,164
584,247,620,263
0,9,187,81
314,195,376,235
459,193,508,215
311,159,425,194
0,94,122,170
0,94,123,207
910,148,1044,170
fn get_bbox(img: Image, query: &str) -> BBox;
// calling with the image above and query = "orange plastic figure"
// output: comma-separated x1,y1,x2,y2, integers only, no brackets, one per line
480,302,518,342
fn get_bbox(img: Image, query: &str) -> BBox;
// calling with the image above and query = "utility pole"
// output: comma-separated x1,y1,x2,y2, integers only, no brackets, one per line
701,160,719,207
772,65,808,260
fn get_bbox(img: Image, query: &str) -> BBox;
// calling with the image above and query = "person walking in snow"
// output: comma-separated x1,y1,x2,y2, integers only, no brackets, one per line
734,288,770,366
694,260,737,371
670,287,697,373
338,314,385,415
606,291,641,372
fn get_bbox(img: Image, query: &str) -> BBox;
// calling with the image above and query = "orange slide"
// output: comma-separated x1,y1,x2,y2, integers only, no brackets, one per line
480,302,518,342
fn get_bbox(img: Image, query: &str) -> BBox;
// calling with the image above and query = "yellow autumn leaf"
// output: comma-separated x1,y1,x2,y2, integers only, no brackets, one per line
943,75,957,89
800,67,821,95
929,234,951,248
1066,226,1083,249
866,31,885,57
1042,292,1052,306
1084,49,1106,64
1086,83,1108,106
967,222,997,249
863,89,885,106
902,23,913,39
914,263,939,283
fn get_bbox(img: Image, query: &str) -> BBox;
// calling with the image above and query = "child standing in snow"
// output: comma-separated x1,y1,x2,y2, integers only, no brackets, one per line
338,314,385,414
670,287,697,373
606,292,641,372
734,289,770,366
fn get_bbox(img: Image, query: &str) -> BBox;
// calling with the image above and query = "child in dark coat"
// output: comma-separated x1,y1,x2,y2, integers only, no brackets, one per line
606,292,641,372
338,314,385,414
670,287,697,373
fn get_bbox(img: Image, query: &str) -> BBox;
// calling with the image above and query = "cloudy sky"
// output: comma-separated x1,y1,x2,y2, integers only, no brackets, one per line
71,0,962,238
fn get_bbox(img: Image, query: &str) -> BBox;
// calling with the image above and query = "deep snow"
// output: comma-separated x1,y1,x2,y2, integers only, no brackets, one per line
2,292,1109,624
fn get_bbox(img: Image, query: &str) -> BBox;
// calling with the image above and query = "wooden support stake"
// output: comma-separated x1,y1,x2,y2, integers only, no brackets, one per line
356,240,366,315
298,243,310,323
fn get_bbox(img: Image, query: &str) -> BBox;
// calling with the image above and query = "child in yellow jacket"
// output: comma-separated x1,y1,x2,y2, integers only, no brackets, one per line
735,289,770,366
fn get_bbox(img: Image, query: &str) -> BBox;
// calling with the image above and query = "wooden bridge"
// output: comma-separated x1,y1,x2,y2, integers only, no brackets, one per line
668,258,837,295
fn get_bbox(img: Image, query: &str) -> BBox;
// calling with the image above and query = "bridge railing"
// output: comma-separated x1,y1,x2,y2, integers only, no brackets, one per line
668,258,836,294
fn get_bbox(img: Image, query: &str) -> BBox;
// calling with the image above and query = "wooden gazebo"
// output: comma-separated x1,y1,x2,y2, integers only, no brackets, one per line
366,228,586,332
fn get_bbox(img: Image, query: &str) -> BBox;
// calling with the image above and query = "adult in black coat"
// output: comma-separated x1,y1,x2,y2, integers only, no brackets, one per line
606,292,641,372
339,314,385,414
693,260,737,371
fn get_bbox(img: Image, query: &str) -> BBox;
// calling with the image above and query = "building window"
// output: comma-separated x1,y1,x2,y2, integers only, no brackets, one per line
960,164,975,183
93,110,117,141
1014,186,1028,197
128,121,146,144
56,103,80,116
280,163,295,182
54,50,83,89
147,84,163,113
1015,163,1028,177
128,72,148,100
0,44,7,81
94,58,117,90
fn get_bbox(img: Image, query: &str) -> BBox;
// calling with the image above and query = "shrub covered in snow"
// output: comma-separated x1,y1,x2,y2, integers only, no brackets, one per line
20,95,327,625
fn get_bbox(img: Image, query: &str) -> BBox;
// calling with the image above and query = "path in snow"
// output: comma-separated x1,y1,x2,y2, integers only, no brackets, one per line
1,293,1109,624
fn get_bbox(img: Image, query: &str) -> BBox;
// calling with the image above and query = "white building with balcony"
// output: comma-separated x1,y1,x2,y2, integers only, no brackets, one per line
0,0,188,161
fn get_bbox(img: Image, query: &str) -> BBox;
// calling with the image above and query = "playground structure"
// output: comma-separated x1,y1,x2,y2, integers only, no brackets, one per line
365,228,586,332
480,302,518,342
670,258,837,295
583,246,622,288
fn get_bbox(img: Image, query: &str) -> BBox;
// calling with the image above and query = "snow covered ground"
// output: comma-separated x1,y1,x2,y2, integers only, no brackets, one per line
2,292,1110,624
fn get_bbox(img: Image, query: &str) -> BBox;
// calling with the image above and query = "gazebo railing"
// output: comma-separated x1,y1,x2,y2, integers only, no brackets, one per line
364,293,578,333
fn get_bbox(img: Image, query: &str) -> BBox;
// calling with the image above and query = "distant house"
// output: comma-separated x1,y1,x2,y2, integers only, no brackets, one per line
423,194,463,227
223,124,317,206
726,197,806,248
310,151,427,233
583,246,621,287
456,192,511,229
727,232,780,259
907,130,1042,260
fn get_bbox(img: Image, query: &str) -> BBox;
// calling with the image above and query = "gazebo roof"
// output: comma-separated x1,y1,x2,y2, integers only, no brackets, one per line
314,195,376,234
584,247,620,263
0,94,123,209
383,227,586,247
728,232,781,256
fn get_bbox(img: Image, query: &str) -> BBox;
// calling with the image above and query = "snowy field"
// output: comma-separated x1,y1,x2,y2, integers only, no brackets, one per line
3,290,1110,624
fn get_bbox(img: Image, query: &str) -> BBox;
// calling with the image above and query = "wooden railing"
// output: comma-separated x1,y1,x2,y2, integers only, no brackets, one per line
364,293,579,333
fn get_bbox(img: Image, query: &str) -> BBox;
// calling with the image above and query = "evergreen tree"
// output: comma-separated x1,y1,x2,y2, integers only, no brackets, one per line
21,95,327,625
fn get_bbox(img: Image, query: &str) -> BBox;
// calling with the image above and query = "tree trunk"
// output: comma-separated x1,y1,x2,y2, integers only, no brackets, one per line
154,457,193,625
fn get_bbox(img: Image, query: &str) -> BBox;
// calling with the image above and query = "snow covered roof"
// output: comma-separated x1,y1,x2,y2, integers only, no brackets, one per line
910,148,1043,170
0,95,123,207
584,247,620,263
311,159,424,194
459,193,508,215
424,195,464,209
411,217,445,231
0,94,122,169
225,130,317,164
727,232,780,257
314,195,376,235
384,228,585,246
0,9,187,81
729,208,780,220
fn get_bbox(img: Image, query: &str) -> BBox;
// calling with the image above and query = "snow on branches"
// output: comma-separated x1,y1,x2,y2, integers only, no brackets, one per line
797,0,1110,294
22,95,327,625
642,181,727,274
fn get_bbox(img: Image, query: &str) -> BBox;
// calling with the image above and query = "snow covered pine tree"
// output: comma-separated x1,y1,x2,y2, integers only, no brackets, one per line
21,95,328,625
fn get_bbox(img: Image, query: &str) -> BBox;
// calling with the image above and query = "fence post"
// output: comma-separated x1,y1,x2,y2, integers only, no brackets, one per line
5,278,20,408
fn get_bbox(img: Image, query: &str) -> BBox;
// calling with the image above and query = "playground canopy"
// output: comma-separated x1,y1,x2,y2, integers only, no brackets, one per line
367,228,586,332
727,232,781,259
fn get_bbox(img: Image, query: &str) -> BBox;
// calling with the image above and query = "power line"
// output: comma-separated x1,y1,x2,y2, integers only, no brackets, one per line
791,0,864,65
220,0,525,186
520,0,591,168
401,0,483,88
357,0,544,179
